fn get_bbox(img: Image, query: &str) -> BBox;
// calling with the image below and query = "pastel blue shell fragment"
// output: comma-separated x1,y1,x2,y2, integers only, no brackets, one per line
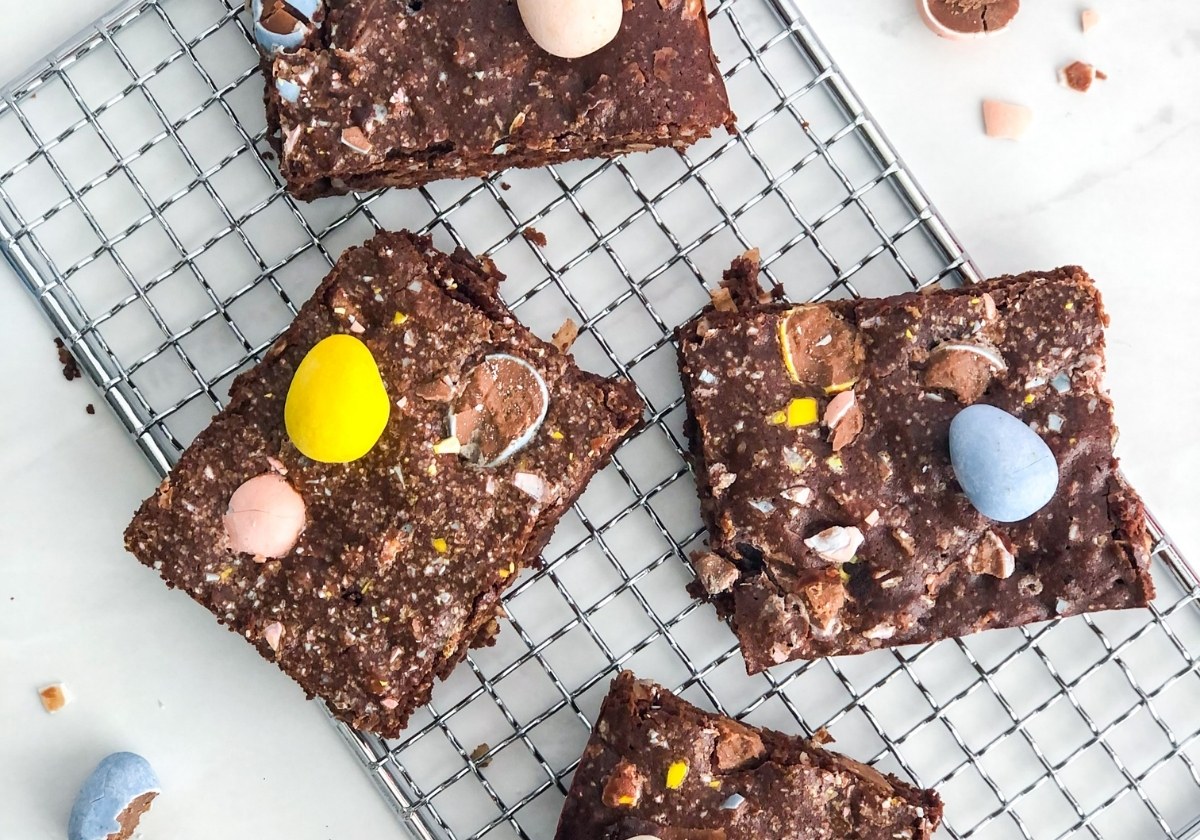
251,0,323,53
949,404,1059,523
68,752,160,840
276,78,302,103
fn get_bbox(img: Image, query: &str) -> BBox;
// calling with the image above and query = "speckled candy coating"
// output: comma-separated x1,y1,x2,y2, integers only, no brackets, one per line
677,259,1154,670
554,672,943,839
950,404,1058,522
68,752,159,840
125,231,642,736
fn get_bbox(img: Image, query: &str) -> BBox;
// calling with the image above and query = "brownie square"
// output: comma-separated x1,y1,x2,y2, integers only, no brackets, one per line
554,672,943,839
256,0,736,199
677,253,1154,672
125,231,642,736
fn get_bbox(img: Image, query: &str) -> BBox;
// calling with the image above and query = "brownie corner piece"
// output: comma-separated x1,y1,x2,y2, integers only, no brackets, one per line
124,230,642,736
677,255,1153,672
554,671,943,839
257,0,735,199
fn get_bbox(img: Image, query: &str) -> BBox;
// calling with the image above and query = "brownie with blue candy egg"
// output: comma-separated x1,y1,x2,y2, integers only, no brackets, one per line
677,253,1154,672
125,230,642,736
554,672,943,839
249,0,735,199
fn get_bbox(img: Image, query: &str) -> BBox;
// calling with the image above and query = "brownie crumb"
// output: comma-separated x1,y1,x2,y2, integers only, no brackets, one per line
1060,61,1104,93
500,182,512,191
260,148,277,162
552,318,580,353
469,742,492,767
86,404,96,415
522,226,548,248
54,338,81,381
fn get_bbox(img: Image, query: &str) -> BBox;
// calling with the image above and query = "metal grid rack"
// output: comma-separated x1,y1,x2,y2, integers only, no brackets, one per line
3,0,1198,837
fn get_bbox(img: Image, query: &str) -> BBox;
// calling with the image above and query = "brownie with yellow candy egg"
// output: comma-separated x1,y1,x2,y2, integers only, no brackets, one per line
676,253,1153,672
124,230,642,736
554,671,943,839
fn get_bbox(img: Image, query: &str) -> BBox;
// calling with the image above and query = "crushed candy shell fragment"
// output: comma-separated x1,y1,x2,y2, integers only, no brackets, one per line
450,354,549,467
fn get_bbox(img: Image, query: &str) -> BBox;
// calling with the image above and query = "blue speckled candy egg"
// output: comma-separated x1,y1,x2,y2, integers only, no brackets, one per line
68,752,160,840
949,404,1058,522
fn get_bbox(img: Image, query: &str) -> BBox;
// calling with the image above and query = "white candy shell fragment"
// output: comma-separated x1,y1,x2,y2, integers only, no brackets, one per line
804,525,865,564
517,0,623,59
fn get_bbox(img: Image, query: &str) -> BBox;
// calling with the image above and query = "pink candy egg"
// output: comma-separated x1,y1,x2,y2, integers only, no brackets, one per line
223,473,307,558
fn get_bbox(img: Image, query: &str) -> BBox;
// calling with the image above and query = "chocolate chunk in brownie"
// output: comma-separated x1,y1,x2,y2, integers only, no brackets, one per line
257,0,735,199
555,672,943,839
677,253,1153,671
125,231,642,735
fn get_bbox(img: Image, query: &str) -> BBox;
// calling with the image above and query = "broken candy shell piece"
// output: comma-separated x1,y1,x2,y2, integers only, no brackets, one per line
982,99,1033,140
925,341,1007,404
224,473,307,558
450,354,550,468
68,752,160,840
965,530,1016,578
39,683,69,713
917,0,1020,40
252,0,322,52
777,306,864,391
284,334,391,463
804,525,865,564
275,77,301,103
517,0,623,59
949,404,1058,522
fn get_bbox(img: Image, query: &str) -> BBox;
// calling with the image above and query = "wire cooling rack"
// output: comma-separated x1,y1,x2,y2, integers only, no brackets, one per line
3,0,1199,837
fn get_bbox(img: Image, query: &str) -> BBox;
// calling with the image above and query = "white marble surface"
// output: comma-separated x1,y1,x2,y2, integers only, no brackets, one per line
2,1,1198,838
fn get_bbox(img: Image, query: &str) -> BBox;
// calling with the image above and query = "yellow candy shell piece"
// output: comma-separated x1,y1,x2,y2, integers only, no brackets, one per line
284,334,391,463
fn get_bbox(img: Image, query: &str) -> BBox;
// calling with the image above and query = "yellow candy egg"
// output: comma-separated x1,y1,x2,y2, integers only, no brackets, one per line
284,334,390,463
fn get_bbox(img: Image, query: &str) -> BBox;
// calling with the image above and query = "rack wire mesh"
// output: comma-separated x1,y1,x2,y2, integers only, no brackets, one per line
3,0,1199,837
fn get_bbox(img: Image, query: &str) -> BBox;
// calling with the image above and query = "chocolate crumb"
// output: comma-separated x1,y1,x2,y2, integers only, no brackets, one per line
469,742,492,767
1060,61,1103,93
54,338,81,381
500,182,511,191
521,226,548,248
86,404,96,415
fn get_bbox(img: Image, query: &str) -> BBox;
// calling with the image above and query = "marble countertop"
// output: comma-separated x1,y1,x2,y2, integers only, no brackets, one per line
3,1,1197,838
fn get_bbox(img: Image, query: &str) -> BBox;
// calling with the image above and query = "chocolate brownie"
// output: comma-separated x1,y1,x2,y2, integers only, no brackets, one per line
125,230,642,736
677,253,1153,672
254,0,736,199
555,672,943,839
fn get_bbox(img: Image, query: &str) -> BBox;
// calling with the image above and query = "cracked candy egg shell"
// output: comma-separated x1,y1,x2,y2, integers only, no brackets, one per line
68,752,159,840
